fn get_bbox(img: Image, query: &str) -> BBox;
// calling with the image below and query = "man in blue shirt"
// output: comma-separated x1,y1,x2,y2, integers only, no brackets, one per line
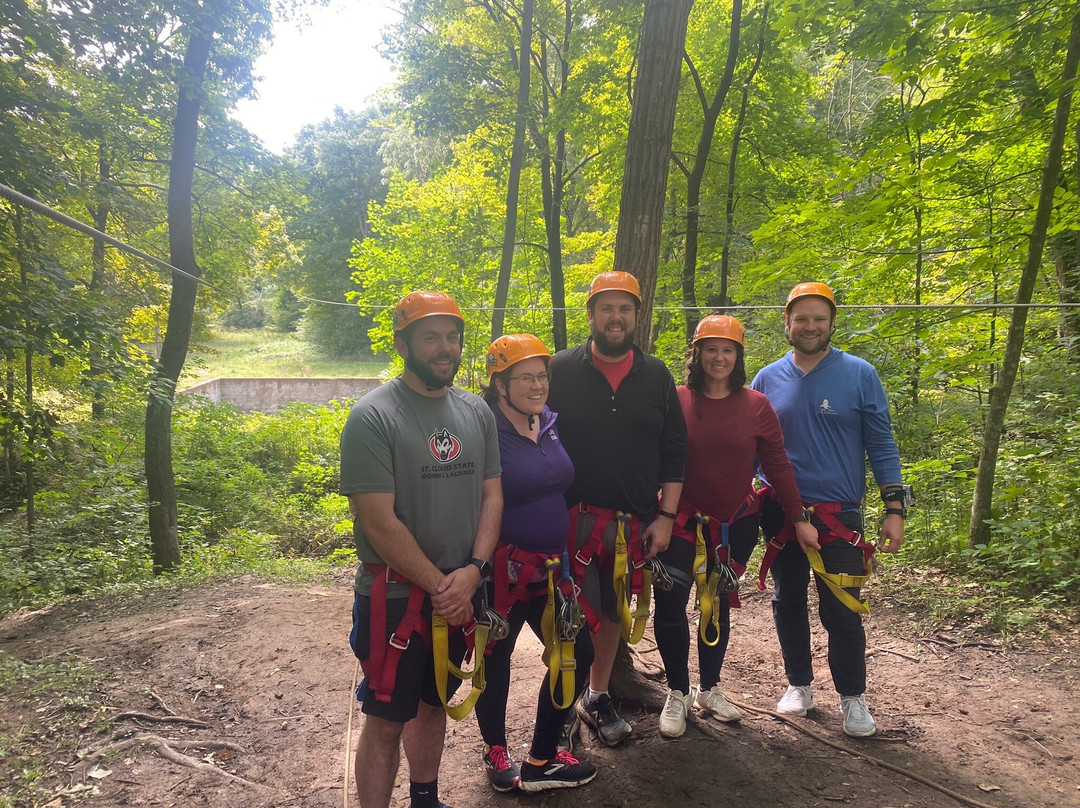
751,282,905,737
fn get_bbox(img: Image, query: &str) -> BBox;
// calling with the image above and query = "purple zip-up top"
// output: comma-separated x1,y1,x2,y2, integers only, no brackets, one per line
489,402,575,554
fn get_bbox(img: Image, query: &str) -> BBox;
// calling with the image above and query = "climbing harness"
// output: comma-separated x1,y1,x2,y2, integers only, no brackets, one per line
758,498,874,614
672,491,758,646
363,563,492,720
569,504,653,644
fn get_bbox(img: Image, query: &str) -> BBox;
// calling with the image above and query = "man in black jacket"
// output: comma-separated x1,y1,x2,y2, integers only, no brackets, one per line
547,271,687,747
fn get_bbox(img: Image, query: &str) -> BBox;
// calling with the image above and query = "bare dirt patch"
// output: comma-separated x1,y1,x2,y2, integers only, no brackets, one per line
2,570,1077,808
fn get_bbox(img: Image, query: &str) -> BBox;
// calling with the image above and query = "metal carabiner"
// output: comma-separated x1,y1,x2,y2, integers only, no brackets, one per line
649,557,675,591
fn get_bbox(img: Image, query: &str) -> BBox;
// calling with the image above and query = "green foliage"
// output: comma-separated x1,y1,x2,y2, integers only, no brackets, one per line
0,396,354,613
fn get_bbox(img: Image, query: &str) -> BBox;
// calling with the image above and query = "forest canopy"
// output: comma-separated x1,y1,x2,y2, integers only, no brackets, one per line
1,0,1079,622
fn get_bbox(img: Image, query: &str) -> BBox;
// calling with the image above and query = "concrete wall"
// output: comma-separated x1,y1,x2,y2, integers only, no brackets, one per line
179,377,381,413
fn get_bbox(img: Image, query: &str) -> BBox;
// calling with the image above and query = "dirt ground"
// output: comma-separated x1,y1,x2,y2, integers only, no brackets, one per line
1,569,1078,808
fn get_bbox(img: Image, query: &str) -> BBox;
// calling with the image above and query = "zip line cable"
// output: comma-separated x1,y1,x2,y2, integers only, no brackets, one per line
0,181,231,297
6,181,1079,315
302,294,1080,312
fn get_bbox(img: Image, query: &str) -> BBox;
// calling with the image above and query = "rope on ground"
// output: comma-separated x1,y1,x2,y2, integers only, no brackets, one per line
344,657,360,808
724,696,1004,808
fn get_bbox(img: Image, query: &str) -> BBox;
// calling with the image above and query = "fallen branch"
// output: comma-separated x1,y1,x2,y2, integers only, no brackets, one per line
114,711,209,728
147,690,177,716
725,697,1005,808
92,733,267,790
866,646,920,662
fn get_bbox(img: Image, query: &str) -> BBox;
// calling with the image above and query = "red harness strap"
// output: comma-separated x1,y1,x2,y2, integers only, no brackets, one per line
757,500,875,590
363,564,430,703
568,503,647,596
671,490,759,607
492,542,600,634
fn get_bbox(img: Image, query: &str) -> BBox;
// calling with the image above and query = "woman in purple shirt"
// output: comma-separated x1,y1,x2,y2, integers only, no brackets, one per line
473,334,596,794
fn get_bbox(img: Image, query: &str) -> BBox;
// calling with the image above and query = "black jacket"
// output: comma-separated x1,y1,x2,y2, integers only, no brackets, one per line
547,339,687,518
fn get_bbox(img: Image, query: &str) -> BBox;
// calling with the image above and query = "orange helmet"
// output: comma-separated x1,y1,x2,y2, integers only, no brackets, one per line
587,271,641,307
692,314,744,347
393,291,464,333
785,282,836,315
485,334,551,377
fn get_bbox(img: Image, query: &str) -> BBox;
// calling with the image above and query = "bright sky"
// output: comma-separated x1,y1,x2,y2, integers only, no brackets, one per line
234,0,399,154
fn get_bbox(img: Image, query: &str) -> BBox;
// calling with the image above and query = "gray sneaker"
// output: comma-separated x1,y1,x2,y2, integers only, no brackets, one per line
840,694,877,737
575,692,632,746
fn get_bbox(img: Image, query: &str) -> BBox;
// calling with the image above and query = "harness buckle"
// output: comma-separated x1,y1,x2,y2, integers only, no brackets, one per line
388,633,410,651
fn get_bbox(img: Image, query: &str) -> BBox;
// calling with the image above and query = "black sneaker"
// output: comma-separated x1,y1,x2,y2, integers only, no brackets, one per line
556,713,579,754
518,750,598,792
575,693,632,746
482,744,520,792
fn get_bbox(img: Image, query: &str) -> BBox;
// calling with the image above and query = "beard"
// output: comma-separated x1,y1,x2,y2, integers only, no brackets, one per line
406,352,460,389
787,332,832,355
592,324,635,357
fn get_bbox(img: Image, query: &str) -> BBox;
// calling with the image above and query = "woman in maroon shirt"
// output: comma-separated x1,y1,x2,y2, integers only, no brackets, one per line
653,315,816,738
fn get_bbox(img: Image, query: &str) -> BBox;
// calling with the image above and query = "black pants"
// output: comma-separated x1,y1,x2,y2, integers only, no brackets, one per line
474,587,594,760
770,508,867,697
653,515,759,694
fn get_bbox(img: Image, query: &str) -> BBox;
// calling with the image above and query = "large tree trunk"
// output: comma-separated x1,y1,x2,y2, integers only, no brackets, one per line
715,2,767,316
608,0,693,706
614,0,694,350
491,0,533,339
968,11,1080,549
145,21,213,573
680,0,742,341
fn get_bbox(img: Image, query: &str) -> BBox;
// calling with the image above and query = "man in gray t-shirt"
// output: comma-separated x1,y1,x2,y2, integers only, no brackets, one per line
340,291,502,808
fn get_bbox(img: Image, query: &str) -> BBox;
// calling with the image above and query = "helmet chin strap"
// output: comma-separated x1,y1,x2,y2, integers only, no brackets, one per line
501,387,537,430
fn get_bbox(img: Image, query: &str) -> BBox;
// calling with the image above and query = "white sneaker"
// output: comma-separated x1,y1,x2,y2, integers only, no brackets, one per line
695,685,741,722
776,684,815,716
840,694,877,737
659,688,693,738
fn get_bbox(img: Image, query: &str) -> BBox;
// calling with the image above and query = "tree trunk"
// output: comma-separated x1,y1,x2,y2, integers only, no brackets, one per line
145,20,214,573
716,2,767,316
1052,116,1080,362
491,0,533,339
615,0,694,350
968,11,1080,549
89,149,110,420
681,0,742,340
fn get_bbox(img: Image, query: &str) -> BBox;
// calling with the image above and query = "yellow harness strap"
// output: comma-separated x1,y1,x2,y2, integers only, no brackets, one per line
805,547,871,614
541,560,577,709
692,515,721,647
611,512,651,644
431,613,489,720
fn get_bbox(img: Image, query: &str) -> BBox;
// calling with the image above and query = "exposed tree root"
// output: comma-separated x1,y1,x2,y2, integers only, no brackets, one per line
92,732,269,791
722,696,1004,808
114,711,210,728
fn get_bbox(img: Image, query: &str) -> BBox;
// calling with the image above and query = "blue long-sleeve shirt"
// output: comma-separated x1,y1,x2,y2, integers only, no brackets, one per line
750,348,901,505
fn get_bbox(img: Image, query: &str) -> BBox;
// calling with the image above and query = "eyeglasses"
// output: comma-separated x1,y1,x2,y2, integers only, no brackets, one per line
508,372,549,386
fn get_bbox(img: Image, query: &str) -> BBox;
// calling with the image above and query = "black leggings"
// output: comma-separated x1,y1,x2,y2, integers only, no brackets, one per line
652,515,759,694
474,586,594,760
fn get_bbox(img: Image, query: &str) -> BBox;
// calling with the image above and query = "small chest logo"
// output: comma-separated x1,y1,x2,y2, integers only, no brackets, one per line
429,428,462,463
818,398,838,416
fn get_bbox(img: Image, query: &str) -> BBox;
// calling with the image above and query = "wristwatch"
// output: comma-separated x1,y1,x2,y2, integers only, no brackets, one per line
467,557,492,578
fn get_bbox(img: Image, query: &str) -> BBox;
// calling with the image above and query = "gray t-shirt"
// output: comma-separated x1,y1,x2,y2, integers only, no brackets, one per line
340,377,501,596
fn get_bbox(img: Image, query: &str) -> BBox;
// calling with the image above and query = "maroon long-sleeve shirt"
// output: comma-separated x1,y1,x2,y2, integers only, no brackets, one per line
677,385,804,522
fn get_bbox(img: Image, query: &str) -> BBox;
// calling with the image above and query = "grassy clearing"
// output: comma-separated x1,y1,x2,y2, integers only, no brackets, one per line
181,329,389,383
